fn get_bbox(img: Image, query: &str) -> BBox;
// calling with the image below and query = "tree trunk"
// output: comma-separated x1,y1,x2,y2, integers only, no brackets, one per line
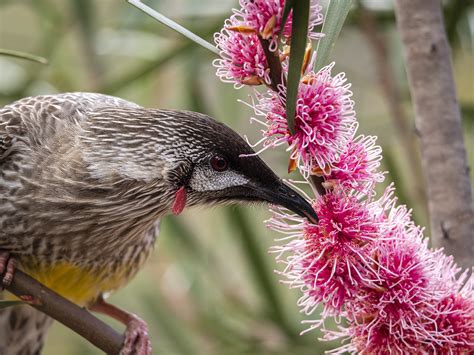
393,0,473,269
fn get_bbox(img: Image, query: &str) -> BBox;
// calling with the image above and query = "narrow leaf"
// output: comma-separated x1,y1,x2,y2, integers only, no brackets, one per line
314,0,352,71
225,207,297,339
286,0,310,135
0,300,25,309
279,0,295,37
127,0,219,56
0,49,48,65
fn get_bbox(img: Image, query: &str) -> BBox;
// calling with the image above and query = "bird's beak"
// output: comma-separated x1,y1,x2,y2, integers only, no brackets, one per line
252,181,319,224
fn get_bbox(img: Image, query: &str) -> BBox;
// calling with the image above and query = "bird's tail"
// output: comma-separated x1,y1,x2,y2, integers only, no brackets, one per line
0,305,52,355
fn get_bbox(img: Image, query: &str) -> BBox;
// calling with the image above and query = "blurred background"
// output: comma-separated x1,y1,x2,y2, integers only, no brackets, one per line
0,0,472,354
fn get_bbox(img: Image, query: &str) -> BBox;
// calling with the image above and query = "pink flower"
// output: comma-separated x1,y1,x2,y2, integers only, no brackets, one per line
425,261,474,353
345,228,436,354
214,18,270,88
271,184,473,353
269,188,387,317
253,64,357,176
428,293,474,353
213,1,324,87
332,205,474,354
342,268,474,354
233,0,324,51
328,135,385,193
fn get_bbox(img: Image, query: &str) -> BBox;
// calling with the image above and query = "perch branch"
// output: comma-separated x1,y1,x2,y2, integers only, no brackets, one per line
5,269,124,354
394,0,473,269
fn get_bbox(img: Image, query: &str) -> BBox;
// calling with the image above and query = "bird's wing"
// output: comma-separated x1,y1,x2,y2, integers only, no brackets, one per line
0,93,141,159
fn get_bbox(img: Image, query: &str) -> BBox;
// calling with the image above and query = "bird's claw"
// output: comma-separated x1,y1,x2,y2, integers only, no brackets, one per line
0,250,16,288
119,315,152,355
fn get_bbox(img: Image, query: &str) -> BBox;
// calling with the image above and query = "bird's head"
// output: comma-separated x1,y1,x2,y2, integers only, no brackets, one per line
157,110,318,223
81,108,317,223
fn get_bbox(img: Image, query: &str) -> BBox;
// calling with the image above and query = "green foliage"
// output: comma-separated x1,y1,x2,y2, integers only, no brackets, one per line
127,0,219,55
279,0,353,135
314,0,352,71
285,0,310,135
0,49,48,65
279,0,295,37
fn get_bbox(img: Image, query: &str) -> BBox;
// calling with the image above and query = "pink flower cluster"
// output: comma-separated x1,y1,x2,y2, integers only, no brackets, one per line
253,64,358,177
270,189,387,317
214,0,323,87
233,0,323,48
214,1,474,353
337,205,474,354
328,135,384,194
270,188,473,353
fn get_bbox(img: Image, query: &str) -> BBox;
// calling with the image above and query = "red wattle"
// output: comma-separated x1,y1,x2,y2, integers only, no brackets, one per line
172,186,187,215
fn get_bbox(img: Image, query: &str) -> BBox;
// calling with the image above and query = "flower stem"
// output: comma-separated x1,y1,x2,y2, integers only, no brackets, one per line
258,37,285,92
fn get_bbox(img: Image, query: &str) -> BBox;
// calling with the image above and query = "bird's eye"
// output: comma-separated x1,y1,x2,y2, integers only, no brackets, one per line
210,155,228,172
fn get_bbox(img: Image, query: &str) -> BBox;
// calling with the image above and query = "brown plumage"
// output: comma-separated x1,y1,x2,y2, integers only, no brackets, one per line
0,92,317,354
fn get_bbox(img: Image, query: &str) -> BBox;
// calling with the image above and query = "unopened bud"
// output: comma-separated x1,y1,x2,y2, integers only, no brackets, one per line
261,15,276,39
288,157,298,173
301,73,317,84
322,180,337,190
302,41,312,74
369,284,388,293
311,164,331,176
280,45,291,61
355,312,377,324
227,25,255,34
241,76,262,86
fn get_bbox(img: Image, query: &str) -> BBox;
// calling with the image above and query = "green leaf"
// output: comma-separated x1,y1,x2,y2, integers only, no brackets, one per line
141,292,198,355
127,0,219,56
0,49,48,65
0,300,25,309
314,0,352,71
279,0,295,37
225,207,297,340
285,0,310,135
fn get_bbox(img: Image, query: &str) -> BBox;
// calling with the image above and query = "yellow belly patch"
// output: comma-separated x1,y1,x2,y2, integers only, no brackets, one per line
20,261,127,306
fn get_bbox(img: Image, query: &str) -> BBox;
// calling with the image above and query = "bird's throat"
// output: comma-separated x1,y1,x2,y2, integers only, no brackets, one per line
172,186,187,215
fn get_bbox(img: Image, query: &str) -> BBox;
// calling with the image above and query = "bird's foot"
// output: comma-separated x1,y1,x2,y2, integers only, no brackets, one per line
120,315,152,355
90,295,152,355
0,250,16,288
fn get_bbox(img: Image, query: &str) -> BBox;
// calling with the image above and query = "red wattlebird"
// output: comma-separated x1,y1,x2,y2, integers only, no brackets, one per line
0,93,318,354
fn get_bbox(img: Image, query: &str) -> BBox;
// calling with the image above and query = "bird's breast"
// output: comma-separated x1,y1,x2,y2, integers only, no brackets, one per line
13,223,158,307
20,261,127,306
18,248,153,306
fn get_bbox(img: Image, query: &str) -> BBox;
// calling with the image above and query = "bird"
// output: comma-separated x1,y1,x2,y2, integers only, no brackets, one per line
0,92,318,355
